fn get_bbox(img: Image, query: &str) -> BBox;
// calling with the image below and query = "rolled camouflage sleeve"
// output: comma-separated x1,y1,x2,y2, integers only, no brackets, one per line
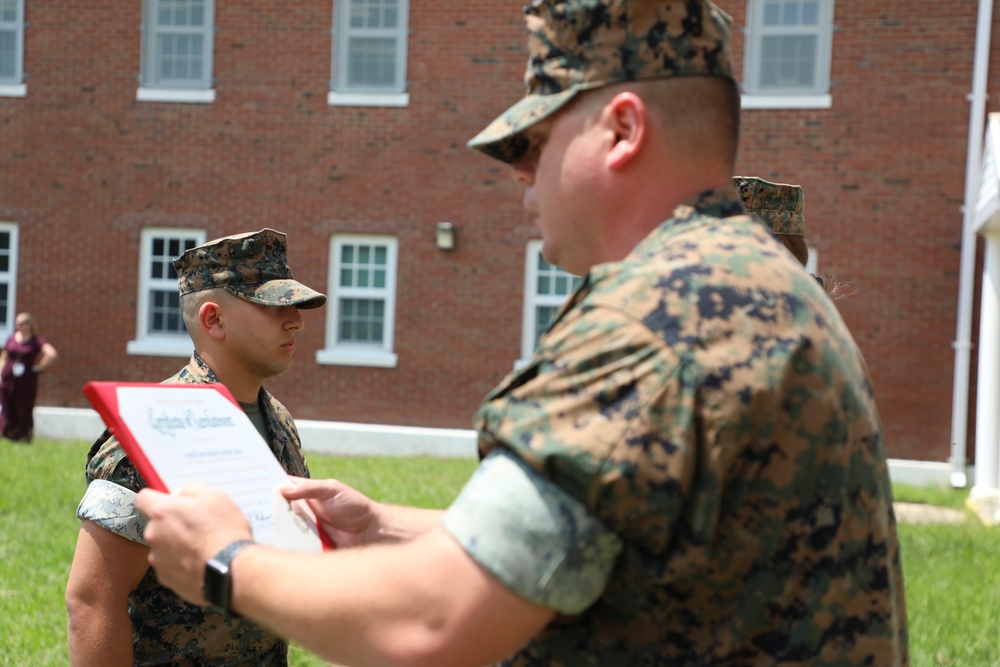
76,479,149,545
443,450,623,614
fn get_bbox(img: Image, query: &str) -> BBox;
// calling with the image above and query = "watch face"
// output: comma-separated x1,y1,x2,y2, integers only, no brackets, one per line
203,558,231,611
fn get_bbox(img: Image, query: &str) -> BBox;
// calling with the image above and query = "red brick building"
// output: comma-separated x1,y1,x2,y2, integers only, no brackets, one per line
0,0,995,466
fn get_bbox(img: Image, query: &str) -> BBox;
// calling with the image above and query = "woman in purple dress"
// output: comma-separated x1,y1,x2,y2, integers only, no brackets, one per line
0,313,58,442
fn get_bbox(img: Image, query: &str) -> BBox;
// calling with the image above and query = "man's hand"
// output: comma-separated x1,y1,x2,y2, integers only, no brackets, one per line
282,476,444,546
281,477,380,548
135,484,253,605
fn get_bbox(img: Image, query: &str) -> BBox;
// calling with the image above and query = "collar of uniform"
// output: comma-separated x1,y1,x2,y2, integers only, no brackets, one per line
186,352,222,384
625,187,747,261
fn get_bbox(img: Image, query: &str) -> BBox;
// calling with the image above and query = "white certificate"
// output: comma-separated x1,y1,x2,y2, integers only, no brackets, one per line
85,382,327,552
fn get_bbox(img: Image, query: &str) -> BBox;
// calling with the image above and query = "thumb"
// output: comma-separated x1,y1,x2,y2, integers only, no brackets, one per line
135,488,170,518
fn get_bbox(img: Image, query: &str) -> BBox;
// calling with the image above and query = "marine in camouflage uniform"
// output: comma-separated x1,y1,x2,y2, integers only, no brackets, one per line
442,0,908,664
71,228,325,666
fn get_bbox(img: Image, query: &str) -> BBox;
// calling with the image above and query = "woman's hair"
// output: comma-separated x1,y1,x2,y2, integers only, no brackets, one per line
15,312,36,336
775,235,851,298
777,234,809,266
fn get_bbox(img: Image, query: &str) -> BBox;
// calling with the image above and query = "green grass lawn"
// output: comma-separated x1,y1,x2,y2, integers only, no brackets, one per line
1,439,998,665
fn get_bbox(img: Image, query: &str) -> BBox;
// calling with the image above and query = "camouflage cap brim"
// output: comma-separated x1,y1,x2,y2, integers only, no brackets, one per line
467,89,578,164
227,279,328,310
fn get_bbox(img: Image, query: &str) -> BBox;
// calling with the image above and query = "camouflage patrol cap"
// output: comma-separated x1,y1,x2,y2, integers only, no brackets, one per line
467,0,736,163
174,228,327,309
734,176,806,236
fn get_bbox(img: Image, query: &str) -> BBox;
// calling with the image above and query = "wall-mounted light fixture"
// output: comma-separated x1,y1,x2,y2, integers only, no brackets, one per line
435,222,456,250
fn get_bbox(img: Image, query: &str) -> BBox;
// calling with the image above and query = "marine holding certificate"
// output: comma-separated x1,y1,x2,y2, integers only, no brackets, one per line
65,229,327,667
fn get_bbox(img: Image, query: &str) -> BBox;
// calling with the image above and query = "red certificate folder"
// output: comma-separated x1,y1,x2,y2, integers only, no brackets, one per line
84,381,334,551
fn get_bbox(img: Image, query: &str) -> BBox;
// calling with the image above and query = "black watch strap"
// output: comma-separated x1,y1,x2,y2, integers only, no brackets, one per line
203,539,255,615
214,539,255,566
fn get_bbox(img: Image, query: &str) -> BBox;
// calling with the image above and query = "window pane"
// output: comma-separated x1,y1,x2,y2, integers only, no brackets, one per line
0,0,17,22
341,245,354,263
348,37,397,88
358,245,370,264
375,246,386,265
384,1,398,28
149,290,184,334
340,268,353,287
373,269,385,288
783,2,799,25
0,231,9,250
350,0,365,28
338,297,385,344
0,32,14,79
0,283,8,327
358,268,370,288
536,305,557,342
801,1,819,25
763,1,780,26
537,275,551,296
761,35,816,89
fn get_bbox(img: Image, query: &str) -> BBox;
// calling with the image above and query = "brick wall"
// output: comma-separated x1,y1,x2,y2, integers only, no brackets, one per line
1,0,994,461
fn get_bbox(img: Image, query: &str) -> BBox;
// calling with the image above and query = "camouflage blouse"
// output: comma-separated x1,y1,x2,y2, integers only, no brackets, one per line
78,353,309,667
469,189,908,666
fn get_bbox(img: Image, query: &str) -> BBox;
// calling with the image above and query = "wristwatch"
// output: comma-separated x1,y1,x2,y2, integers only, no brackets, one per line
203,539,255,615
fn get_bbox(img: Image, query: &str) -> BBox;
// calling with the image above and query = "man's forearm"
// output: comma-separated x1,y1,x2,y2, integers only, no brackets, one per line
229,527,552,667
370,505,445,544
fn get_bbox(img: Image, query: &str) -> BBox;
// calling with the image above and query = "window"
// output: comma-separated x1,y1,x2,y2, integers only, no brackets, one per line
0,222,18,338
138,0,216,103
329,0,410,107
127,228,204,357
0,0,25,97
519,241,584,363
318,235,398,368
742,0,834,109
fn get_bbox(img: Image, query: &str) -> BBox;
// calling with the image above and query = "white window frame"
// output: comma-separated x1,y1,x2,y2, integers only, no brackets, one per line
0,222,19,340
518,241,584,367
0,0,26,97
137,0,216,104
806,246,819,276
127,227,205,357
741,0,834,110
317,234,398,368
328,0,410,108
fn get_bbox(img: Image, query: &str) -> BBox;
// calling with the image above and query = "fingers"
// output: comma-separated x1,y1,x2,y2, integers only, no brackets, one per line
134,487,170,518
281,476,342,501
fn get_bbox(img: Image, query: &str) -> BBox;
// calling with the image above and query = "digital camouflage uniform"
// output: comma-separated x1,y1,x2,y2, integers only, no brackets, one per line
446,189,908,665
75,228,324,666
453,1,907,663
78,353,309,666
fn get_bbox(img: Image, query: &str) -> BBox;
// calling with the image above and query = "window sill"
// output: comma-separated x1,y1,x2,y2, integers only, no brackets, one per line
741,94,832,110
327,91,409,108
126,337,194,358
316,348,398,368
0,84,27,98
136,87,216,104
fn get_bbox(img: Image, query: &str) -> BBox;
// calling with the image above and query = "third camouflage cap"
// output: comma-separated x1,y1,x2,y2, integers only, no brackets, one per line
735,176,806,237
